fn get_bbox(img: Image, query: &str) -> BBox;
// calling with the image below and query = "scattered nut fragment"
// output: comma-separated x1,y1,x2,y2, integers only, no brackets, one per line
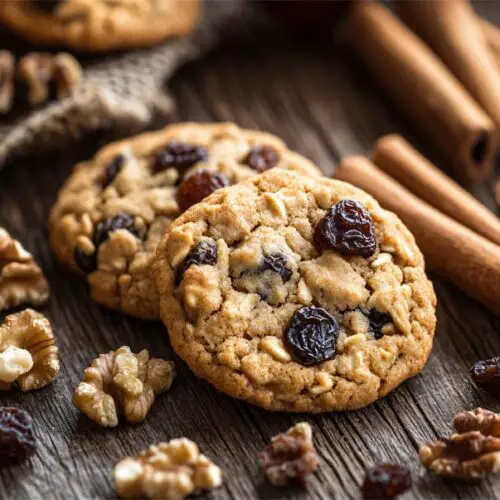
258,422,319,486
73,346,175,427
419,431,500,480
17,51,82,106
114,437,223,499
0,50,15,115
0,309,59,392
0,229,50,312
454,408,500,437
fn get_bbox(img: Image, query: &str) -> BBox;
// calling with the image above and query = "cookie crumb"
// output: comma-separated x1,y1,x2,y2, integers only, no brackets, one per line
259,422,319,486
114,438,222,498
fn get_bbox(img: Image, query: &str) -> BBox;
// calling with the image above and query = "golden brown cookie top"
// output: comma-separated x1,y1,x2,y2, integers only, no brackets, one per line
49,122,321,319
153,168,437,412
0,0,200,52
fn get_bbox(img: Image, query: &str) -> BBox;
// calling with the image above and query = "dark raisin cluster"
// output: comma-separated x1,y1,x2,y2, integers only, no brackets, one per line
74,213,139,275
176,170,229,213
0,407,36,466
314,199,376,257
102,154,125,188
154,141,208,174
362,463,412,499
176,240,217,285
244,145,280,172
285,306,339,366
368,309,392,340
260,253,292,282
470,357,500,391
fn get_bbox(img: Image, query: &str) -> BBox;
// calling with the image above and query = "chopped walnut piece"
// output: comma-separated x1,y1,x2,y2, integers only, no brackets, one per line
0,229,49,312
17,51,82,106
0,309,59,392
114,437,223,499
259,422,319,486
419,431,500,480
454,408,500,437
73,346,175,427
0,50,15,114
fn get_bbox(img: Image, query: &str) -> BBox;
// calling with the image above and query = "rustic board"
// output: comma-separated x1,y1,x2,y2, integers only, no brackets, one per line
1,3,500,499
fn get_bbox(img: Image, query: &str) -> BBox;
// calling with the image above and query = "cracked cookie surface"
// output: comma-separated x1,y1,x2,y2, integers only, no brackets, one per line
49,123,321,319
153,168,437,412
0,0,200,53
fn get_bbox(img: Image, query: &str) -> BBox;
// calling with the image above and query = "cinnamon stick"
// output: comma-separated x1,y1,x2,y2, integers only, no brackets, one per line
396,1,500,139
346,1,496,184
335,156,500,314
372,134,500,246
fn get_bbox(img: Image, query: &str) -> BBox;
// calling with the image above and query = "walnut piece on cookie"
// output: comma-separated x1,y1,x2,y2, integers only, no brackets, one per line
114,437,222,499
0,0,201,53
153,168,436,412
73,346,175,427
0,228,49,312
0,309,59,392
259,422,319,486
49,122,321,319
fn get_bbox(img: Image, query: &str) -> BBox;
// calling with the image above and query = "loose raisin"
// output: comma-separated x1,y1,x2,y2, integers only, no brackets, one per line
176,170,229,213
244,145,280,172
368,309,392,340
285,306,339,366
74,246,97,275
176,240,217,285
362,464,412,499
93,214,138,249
154,141,208,173
0,407,36,466
102,154,125,188
470,357,500,391
314,199,376,257
260,253,292,282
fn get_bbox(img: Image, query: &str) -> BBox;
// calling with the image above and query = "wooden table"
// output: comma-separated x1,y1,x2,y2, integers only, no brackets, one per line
1,3,500,499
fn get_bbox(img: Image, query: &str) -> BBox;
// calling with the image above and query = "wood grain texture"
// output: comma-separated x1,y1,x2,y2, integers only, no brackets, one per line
1,3,500,499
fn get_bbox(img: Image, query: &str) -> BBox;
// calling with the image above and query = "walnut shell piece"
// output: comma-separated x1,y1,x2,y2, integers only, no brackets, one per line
0,229,50,312
73,346,175,427
419,431,500,480
258,422,319,486
113,438,223,499
0,309,59,392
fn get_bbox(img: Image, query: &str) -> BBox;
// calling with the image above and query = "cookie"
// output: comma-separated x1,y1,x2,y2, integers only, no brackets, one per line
0,0,200,53
153,168,437,412
49,123,321,319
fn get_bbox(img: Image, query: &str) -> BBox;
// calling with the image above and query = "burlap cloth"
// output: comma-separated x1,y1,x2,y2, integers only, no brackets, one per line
0,1,249,170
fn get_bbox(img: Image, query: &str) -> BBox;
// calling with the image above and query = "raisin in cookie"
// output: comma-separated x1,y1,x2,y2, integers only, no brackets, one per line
153,168,437,412
49,123,321,320
0,0,200,53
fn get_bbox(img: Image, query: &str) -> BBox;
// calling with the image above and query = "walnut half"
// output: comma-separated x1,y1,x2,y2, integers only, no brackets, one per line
0,309,60,392
420,407,500,480
114,438,223,499
259,422,319,486
0,228,50,312
73,346,175,427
